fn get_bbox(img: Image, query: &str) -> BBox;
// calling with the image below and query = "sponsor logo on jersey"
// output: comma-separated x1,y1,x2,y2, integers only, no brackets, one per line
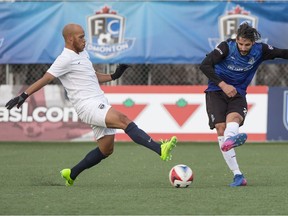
86,6,135,59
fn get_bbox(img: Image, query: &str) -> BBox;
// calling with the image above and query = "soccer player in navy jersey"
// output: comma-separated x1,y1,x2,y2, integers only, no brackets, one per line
200,22,288,186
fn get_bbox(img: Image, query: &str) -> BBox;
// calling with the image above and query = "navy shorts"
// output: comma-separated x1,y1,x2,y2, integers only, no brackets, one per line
205,91,248,129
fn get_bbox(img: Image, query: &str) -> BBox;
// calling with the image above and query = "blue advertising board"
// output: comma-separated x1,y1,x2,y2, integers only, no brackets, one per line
0,1,288,64
267,87,288,141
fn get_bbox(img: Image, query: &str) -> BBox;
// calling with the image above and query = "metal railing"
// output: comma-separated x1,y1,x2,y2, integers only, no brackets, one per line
1,63,288,86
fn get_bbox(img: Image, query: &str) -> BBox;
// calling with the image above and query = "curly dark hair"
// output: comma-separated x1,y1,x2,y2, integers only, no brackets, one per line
236,22,261,42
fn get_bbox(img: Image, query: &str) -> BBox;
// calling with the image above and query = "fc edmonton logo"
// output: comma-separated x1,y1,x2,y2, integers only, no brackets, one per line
208,5,260,49
86,6,135,59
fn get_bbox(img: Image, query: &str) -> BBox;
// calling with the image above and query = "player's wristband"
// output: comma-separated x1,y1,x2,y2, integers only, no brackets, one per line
21,92,29,100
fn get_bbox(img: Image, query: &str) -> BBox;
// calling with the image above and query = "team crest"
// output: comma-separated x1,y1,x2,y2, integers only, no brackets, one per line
248,57,255,65
283,91,288,131
208,5,262,50
219,5,257,41
86,6,135,59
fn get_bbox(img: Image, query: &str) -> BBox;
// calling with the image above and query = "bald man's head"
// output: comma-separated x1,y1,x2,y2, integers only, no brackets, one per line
62,23,86,53
62,23,83,40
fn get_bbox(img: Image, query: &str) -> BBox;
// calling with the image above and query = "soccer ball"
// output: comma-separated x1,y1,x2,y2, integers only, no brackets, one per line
169,164,193,188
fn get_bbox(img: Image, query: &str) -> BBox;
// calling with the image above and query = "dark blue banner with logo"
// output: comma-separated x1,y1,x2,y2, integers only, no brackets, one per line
267,87,288,141
0,1,288,64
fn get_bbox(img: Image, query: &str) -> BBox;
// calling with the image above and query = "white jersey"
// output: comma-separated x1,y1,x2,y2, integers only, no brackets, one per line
48,48,105,113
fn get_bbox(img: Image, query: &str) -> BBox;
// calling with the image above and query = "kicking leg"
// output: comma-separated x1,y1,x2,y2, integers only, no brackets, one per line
105,107,177,161
60,135,114,186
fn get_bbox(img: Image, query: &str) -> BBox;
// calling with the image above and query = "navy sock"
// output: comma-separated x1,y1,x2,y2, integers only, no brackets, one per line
70,147,107,180
125,122,161,155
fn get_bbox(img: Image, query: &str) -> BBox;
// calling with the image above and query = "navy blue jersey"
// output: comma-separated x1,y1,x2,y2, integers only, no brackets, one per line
210,40,262,96
200,39,288,96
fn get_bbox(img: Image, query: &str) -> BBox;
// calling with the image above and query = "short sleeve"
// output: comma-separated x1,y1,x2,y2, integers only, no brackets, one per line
47,54,71,78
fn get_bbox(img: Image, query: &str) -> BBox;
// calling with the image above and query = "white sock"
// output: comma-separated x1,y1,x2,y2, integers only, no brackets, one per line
218,136,242,175
224,122,239,141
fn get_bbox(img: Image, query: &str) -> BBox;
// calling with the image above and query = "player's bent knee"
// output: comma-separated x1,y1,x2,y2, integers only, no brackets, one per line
99,145,114,157
215,124,225,136
103,148,114,157
118,114,131,129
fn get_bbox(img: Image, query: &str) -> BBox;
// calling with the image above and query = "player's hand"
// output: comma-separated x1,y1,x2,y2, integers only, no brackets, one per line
5,92,29,110
219,81,237,97
111,64,131,80
224,86,237,97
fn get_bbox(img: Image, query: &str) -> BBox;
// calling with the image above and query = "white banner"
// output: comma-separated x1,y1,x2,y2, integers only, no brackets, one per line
0,85,267,142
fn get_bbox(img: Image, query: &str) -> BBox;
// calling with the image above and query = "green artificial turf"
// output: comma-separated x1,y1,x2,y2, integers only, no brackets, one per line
0,141,287,215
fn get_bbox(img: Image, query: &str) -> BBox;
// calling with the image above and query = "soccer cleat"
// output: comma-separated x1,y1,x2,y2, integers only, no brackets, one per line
221,133,247,152
160,136,177,161
230,174,247,187
60,168,74,186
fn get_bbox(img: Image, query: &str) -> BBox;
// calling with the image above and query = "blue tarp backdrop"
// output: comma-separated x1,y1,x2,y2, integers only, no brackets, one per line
0,1,288,64
267,87,288,141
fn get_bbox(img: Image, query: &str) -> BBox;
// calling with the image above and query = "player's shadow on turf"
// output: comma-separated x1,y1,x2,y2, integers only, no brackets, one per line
30,177,63,186
32,181,63,186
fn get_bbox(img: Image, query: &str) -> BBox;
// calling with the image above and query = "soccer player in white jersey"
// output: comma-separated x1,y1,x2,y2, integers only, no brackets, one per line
6,23,177,186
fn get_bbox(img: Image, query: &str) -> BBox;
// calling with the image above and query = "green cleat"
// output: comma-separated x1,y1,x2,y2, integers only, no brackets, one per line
160,136,177,161
60,168,74,186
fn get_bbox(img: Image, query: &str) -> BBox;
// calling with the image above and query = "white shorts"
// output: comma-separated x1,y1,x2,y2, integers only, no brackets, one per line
78,97,116,140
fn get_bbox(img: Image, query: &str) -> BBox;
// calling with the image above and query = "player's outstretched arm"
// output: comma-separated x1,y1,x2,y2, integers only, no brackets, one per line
96,64,131,83
5,72,55,110
5,92,29,109
111,64,130,80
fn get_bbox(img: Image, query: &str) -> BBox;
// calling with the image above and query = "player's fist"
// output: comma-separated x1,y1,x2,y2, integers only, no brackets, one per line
111,64,131,80
5,92,28,109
